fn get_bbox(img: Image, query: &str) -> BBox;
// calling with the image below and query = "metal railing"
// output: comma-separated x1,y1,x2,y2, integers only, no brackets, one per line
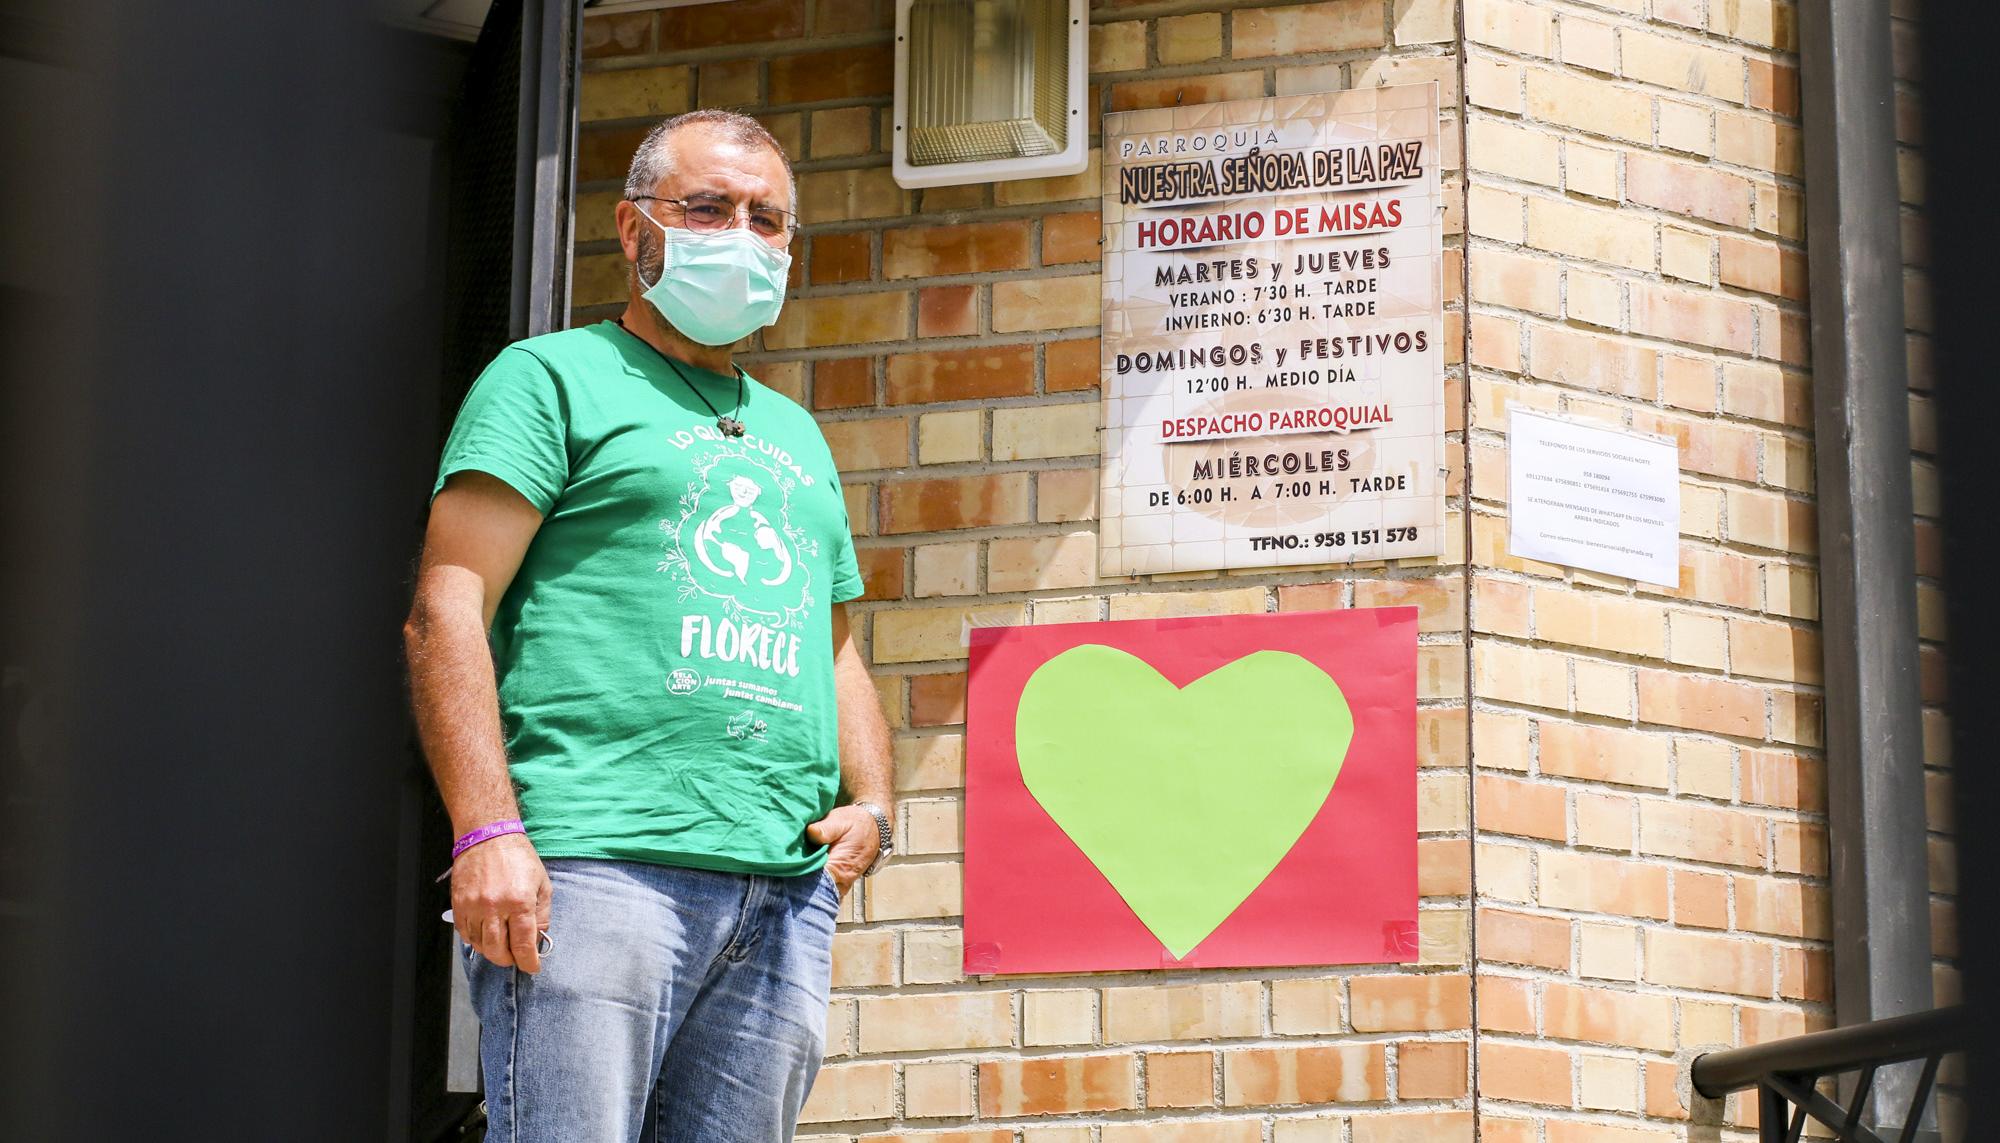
1690,1005,1968,1143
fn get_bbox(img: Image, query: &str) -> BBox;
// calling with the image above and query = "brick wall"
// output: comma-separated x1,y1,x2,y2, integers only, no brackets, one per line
560,0,1912,1139
1459,0,1833,1137
575,2,1473,1139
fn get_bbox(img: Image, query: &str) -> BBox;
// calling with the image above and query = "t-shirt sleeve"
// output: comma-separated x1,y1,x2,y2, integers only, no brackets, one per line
432,347,569,514
828,484,865,604
816,428,865,604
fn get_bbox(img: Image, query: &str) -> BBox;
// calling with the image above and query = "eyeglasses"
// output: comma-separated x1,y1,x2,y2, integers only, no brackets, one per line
631,193,797,247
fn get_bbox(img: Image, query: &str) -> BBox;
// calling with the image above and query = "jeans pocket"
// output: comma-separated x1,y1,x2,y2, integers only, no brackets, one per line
817,866,841,907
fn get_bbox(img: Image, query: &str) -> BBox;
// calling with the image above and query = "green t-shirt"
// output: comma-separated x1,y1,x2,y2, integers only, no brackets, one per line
433,321,863,875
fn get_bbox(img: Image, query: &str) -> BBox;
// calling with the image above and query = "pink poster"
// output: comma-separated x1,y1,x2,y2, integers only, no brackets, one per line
963,608,1418,974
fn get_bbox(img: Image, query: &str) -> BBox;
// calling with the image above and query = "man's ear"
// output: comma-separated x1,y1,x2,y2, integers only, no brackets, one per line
614,198,644,265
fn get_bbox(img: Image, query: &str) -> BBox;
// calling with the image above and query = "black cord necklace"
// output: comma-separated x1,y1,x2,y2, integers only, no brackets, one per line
615,319,747,437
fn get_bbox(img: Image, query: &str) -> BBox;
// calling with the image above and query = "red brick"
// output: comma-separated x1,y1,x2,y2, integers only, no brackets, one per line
1636,669,1765,737
813,357,875,409
1145,1050,1215,1109
917,285,977,338
1542,981,1676,1051
811,231,872,285
884,221,1033,279
1477,774,1567,842
1626,152,1754,228
1046,338,1100,392
1397,1042,1468,1099
1222,1045,1387,1106
577,123,650,183
1111,70,1265,113
769,44,894,104
881,474,1032,534
659,0,802,45
1043,211,1102,265
1478,908,1570,970
853,546,904,602
1479,1041,1572,1106
909,671,966,727
979,1054,1138,1117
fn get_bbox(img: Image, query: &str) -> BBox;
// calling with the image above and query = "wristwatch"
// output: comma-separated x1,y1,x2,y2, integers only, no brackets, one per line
853,801,894,877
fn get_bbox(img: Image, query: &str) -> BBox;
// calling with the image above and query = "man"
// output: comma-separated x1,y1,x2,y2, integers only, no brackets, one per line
404,109,894,1142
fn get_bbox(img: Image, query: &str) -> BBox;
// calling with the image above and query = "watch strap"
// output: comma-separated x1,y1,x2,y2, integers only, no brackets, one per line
854,801,893,877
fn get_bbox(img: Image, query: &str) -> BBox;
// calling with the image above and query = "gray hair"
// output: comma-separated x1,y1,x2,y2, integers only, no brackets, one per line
622,109,797,209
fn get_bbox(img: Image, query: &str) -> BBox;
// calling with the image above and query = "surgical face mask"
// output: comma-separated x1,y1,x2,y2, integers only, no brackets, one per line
636,212,792,346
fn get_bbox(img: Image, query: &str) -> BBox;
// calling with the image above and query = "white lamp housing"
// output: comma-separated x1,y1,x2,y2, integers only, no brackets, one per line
892,0,1089,189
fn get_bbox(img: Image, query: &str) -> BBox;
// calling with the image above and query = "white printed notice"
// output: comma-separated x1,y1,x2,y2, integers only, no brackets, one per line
1507,408,1681,587
1097,83,1446,576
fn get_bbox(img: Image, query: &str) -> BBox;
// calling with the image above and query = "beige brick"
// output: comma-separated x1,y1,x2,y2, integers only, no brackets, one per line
1566,142,1620,199
1107,588,1267,620
1103,981,1262,1042
1559,15,1618,73
992,275,1100,333
1475,642,1567,711
1623,31,1745,101
1540,850,1671,919
810,105,873,158
1468,185,1525,243
989,532,1096,593
873,604,1024,663
800,1062,895,1123
1232,0,1385,57
894,733,963,792
1468,56,1526,113
1468,119,1561,187
864,861,962,921
1091,20,1146,72
797,166,909,222
579,65,691,122
1471,249,1562,316
1526,326,1655,397
1662,227,1714,283
1667,609,1728,669
1544,719,1672,791
1645,928,1775,997
832,929,896,988
1566,269,1624,328
1578,922,1639,981
1024,989,1098,1047
1527,68,1651,143
1659,100,1715,157
859,992,1010,1053
1393,0,1457,45
1533,588,1666,657
917,410,982,465
903,927,964,984
1466,0,1556,56
1349,974,1471,1031
902,797,961,856
1527,196,1655,271
1037,469,1098,523
766,291,911,350
1479,908,1569,970
902,1060,975,1118
1476,773,1562,841
1573,658,1634,719
1158,12,1223,63
1580,1054,1641,1112
995,150,1101,206
992,402,1098,461
1352,1110,1474,1143
1271,979,1344,1035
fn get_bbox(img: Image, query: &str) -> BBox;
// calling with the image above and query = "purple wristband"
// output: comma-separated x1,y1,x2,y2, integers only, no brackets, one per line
451,819,525,861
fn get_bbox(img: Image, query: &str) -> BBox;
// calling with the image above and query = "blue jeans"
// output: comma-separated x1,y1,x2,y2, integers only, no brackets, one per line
462,858,840,1142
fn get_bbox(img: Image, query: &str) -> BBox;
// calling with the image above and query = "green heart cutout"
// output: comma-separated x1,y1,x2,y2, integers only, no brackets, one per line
1015,644,1353,959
